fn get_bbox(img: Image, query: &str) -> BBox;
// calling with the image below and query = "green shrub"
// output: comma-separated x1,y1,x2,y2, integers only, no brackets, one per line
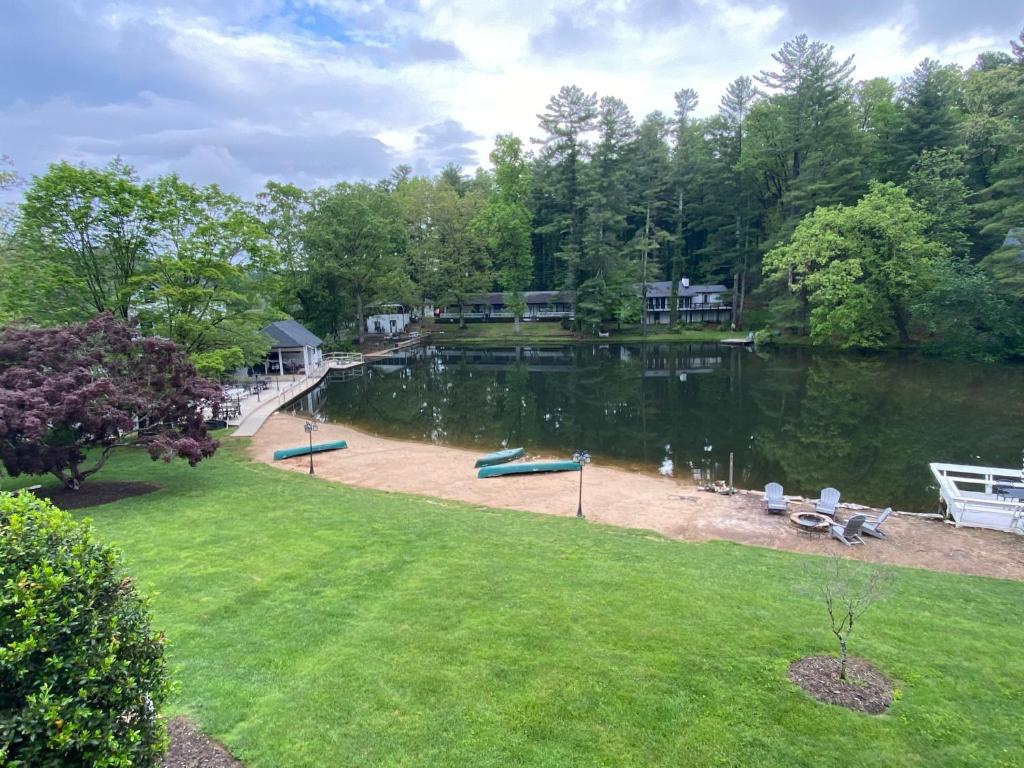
753,329,776,348
0,491,170,767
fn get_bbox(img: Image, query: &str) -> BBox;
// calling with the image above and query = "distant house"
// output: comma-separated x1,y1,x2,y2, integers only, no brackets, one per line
437,291,575,322
643,280,730,325
261,320,323,375
434,280,729,325
1002,227,1024,261
366,304,412,335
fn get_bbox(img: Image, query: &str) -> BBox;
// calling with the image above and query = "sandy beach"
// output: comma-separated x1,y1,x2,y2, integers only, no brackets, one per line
247,414,1024,581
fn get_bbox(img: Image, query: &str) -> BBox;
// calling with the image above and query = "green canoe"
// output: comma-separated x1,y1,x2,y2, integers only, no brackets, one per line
273,440,348,461
474,447,525,468
477,460,581,479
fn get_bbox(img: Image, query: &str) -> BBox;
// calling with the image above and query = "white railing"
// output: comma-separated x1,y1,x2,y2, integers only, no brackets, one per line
322,352,364,366
225,355,366,426
930,462,1024,534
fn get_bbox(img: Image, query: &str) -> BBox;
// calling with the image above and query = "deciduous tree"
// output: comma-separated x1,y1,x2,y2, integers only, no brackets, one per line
303,183,410,343
0,314,221,489
16,159,159,320
764,183,948,348
478,135,534,332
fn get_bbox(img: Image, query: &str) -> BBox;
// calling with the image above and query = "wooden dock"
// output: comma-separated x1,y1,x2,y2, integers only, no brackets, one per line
929,462,1024,534
231,353,365,437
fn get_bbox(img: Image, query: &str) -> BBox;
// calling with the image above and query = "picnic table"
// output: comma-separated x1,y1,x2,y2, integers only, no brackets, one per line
994,486,1024,502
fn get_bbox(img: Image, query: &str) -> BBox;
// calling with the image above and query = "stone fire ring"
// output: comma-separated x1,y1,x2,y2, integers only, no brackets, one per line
789,511,831,533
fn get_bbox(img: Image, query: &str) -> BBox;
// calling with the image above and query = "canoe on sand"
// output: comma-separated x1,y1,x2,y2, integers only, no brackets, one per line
273,440,348,461
477,460,581,479
474,447,526,468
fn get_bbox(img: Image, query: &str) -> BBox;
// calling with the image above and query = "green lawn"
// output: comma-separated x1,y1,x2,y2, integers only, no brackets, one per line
429,323,741,346
429,322,576,345
5,443,1023,767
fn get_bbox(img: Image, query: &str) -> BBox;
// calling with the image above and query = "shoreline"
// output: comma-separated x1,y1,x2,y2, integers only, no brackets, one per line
246,414,1024,581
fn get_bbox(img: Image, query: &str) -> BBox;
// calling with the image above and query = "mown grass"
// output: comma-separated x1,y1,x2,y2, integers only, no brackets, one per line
5,443,1023,767
430,323,741,346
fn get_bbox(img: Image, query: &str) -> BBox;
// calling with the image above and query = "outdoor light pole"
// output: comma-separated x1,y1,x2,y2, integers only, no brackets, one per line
572,450,591,518
304,421,318,475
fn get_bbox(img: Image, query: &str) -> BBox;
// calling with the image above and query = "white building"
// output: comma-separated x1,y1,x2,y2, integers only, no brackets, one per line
366,304,413,335
261,319,323,375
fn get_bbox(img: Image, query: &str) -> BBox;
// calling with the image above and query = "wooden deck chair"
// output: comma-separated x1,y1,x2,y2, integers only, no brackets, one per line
764,482,788,514
860,507,892,539
815,487,841,517
830,515,866,546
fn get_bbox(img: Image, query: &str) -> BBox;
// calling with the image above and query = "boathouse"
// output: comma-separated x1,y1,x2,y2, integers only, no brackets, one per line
261,320,323,375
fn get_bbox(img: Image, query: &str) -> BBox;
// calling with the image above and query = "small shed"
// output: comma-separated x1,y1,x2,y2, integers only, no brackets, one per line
366,304,411,335
262,320,323,375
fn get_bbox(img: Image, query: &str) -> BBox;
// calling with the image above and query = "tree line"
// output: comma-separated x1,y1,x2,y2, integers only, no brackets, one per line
2,31,1022,365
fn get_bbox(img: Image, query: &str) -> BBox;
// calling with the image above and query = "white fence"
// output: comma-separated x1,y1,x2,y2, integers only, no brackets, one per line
929,462,1024,534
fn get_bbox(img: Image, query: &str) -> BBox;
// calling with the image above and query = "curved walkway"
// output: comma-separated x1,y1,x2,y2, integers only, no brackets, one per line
248,414,1024,581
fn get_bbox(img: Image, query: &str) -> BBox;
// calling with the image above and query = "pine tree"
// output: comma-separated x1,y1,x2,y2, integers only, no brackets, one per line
974,30,1024,298
756,35,864,236
630,111,674,335
575,97,637,329
533,85,599,289
892,59,964,176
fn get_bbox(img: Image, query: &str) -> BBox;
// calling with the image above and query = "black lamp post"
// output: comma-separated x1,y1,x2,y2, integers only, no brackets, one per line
304,420,319,474
572,450,591,518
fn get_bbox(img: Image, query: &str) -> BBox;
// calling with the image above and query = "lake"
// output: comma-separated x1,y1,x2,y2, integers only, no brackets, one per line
285,343,1024,512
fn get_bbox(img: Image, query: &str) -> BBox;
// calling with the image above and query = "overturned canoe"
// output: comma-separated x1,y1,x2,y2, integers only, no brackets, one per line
273,440,348,461
474,447,526,468
478,460,581,479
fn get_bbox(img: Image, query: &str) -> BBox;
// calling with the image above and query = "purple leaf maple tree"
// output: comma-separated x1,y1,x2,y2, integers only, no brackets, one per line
0,313,223,489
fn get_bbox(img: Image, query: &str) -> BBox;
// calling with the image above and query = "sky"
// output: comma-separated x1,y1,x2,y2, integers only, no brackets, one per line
1,0,1022,196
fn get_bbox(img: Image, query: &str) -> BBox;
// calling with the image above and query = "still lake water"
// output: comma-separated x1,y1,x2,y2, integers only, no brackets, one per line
285,343,1024,512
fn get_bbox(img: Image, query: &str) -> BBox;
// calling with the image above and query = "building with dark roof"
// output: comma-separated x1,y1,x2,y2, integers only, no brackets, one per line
261,320,323,374
437,291,575,322
643,280,730,325
434,280,729,325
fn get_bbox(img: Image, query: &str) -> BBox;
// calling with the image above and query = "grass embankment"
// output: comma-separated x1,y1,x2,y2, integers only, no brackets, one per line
429,322,739,346
4,443,1023,767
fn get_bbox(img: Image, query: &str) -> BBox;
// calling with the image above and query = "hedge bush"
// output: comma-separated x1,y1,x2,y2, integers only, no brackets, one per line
0,491,169,767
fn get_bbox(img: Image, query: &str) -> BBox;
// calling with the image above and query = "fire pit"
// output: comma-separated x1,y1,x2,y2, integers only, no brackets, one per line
789,511,831,533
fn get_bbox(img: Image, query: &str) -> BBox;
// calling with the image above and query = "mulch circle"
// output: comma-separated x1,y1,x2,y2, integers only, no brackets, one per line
34,481,160,510
162,716,246,768
788,656,893,714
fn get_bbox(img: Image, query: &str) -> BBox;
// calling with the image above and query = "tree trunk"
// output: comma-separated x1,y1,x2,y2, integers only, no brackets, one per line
738,270,746,328
893,303,910,344
356,292,365,345
669,192,683,326
641,203,651,337
458,302,466,329
55,446,115,490
731,272,740,330
514,315,520,334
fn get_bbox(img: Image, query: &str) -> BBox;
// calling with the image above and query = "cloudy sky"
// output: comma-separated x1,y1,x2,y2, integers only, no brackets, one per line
2,0,1021,195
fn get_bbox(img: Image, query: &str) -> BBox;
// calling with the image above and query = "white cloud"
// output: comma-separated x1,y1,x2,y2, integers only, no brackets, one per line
0,0,1021,195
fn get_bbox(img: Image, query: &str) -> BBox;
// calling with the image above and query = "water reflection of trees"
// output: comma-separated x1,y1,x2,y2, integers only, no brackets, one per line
290,345,1024,511
752,354,1024,509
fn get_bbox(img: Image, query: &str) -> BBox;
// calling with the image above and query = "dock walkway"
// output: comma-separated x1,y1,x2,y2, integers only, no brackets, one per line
230,353,364,437
229,336,431,438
